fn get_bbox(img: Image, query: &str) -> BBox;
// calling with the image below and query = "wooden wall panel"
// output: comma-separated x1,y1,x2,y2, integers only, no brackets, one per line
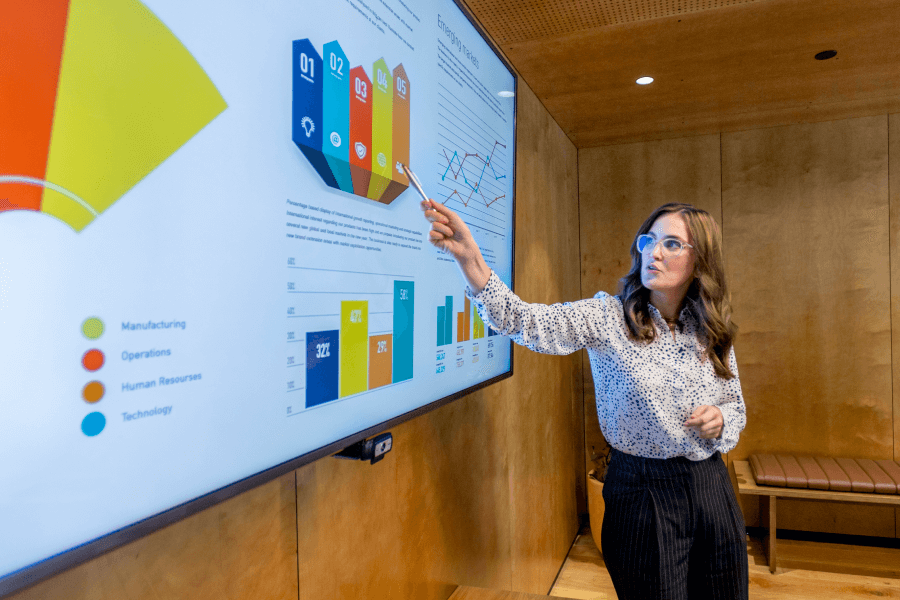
577,135,722,479
293,80,581,599
11,474,298,600
506,81,582,595
295,389,512,600
890,112,900,537
722,115,893,536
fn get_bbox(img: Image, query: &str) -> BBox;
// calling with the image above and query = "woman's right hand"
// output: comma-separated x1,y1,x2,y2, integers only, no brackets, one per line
421,199,491,293
420,199,476,260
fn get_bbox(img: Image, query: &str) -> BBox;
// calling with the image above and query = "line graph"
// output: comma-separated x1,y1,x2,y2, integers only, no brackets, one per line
440,142,506,208
436,82,510,237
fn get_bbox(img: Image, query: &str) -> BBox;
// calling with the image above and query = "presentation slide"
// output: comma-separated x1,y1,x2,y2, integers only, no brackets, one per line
0,0,515,588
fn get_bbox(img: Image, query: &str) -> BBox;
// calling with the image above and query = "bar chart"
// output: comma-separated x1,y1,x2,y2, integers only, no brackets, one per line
285,266,413,410
436,292,497,347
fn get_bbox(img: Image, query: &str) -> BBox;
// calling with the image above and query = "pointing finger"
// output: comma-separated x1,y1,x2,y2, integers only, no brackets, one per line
431,222,454,237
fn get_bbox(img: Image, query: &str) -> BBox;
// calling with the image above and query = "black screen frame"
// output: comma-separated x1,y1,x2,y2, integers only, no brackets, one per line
1,0,517,597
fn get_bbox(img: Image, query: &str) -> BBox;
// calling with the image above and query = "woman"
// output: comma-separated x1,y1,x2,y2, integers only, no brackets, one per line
421,199,749,600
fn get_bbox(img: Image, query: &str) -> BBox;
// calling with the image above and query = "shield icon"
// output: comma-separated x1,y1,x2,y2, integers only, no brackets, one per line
355,142,367,160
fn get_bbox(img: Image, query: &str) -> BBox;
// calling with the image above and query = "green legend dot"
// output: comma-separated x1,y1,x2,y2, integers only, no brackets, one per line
82,317,104,340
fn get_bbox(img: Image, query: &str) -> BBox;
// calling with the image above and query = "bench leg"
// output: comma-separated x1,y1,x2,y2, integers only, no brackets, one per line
761,496,777,573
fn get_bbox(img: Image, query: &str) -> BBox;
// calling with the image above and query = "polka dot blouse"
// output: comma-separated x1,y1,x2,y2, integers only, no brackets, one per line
466,271,747,461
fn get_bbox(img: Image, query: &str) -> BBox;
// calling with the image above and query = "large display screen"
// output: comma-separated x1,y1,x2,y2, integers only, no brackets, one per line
0,0,516,593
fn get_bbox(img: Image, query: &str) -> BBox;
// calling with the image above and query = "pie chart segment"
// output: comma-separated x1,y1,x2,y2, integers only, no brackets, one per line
43,0,228,230
0,0,70,213
0,0,227,232
41,187,96,232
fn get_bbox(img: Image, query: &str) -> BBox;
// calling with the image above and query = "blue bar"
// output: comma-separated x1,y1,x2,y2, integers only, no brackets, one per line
292,39,339,189
444,296,453,347
393,281,414,382
437,306,446,346
306,330,339,408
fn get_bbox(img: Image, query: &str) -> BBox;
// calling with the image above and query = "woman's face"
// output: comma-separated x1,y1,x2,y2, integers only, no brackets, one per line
640,213,697,294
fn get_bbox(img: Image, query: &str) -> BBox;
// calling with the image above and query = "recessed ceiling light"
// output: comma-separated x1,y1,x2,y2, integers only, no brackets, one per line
636,76,654,85
498,90,515,97
815,50,837,60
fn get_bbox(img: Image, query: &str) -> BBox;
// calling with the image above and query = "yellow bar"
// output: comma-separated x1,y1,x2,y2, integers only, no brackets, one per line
340,300,368,397
474,310,485,339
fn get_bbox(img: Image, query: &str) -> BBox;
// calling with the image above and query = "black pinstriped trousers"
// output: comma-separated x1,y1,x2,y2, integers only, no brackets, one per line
600,448,749,600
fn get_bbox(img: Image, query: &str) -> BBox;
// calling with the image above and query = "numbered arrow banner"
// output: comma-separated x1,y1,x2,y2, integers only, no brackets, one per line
292,39,410,204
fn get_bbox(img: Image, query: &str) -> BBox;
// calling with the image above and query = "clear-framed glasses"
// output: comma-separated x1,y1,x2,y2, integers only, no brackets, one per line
636,234,693,258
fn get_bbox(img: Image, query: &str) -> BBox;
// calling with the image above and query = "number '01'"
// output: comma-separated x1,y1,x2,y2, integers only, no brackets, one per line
300,53,315,78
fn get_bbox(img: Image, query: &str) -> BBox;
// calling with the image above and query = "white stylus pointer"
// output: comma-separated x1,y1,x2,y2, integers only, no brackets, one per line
400,163,430,203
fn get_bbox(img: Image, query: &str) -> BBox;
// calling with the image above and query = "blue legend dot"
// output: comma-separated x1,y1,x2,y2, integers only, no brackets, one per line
81,412,106,437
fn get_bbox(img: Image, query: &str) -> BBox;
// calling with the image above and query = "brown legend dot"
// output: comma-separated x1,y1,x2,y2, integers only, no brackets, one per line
82,381,105,403
82,349,105,372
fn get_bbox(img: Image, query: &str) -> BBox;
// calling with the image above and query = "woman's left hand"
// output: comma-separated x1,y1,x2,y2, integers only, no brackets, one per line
684,406,723,439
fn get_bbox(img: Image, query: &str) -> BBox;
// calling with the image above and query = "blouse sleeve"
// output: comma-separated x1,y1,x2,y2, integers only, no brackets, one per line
465,271,611,356
712,345,747,454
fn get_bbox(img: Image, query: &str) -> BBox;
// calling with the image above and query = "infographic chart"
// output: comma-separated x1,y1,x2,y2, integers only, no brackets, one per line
293,39,411,204
0,0,227,231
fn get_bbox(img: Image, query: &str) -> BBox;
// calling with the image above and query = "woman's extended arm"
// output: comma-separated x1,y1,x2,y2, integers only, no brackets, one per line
422,199,608,355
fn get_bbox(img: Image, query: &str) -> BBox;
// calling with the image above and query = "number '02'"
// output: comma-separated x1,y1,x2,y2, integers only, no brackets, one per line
316,343,330,358
330,53,344,76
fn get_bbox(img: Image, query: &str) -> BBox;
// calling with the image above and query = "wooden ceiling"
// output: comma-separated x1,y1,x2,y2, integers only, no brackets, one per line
464,0,900,147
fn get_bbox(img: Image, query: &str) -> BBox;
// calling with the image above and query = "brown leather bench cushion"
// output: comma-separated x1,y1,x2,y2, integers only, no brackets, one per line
749,454,900,494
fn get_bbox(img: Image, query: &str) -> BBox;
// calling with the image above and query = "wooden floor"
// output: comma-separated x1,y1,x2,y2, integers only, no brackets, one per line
550,526,900,599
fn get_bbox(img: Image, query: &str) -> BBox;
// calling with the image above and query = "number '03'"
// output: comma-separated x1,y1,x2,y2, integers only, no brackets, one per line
355,77,368,98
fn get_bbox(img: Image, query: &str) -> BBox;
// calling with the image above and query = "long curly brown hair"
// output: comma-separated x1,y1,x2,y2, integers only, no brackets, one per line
618,202,738,379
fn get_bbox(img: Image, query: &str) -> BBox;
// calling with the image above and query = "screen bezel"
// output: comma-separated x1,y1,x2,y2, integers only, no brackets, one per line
0,0,518,596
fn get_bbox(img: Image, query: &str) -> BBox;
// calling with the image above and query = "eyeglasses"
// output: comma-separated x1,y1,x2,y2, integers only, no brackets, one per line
636,234,693,258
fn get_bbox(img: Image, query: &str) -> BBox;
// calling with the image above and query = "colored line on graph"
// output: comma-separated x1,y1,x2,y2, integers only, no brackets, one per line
444,188,506,209
440,141,506,208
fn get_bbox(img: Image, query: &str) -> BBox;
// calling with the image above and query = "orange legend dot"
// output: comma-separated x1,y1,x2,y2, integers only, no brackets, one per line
82,381,105,403
82,349,105,372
